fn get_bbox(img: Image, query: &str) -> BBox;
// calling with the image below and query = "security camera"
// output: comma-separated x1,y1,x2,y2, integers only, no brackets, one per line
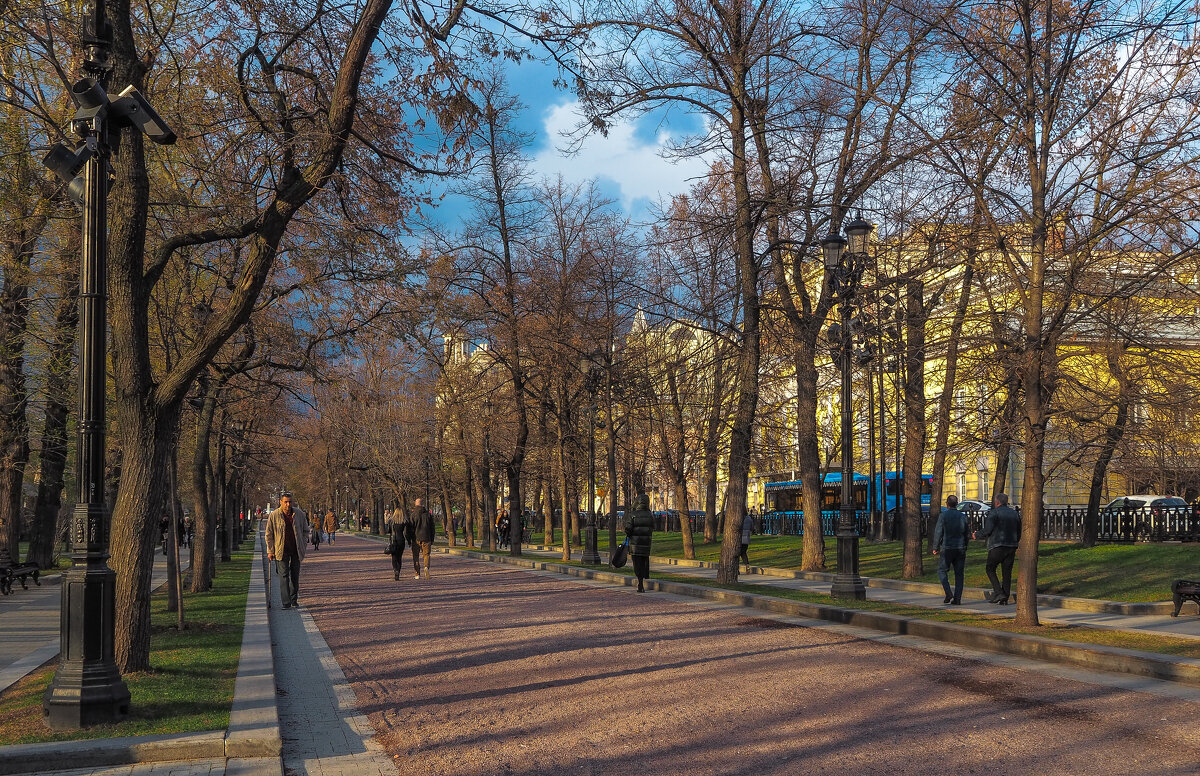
42,141,93,205
71,78,108,110
43,142,93,182
110,85,176,145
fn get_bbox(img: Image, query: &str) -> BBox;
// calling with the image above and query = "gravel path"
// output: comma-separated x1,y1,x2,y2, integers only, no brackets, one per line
301,537,1200,776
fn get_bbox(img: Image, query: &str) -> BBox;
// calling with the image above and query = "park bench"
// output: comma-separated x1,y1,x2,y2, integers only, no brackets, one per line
0,562,40,595
1171,579,1200,617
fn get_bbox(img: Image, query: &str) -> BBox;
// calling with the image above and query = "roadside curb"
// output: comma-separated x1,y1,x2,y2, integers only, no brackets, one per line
0,527,281,776
521,543,1173,615
440,546,1200,688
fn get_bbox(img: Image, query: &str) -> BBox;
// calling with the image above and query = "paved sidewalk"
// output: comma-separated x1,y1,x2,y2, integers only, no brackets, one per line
0,536,275,776
511,543,1200,641
268,542,396,776
0,549,187,694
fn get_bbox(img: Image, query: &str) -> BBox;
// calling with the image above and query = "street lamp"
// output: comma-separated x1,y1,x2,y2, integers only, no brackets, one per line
580,354,603,565
823,212,872,600
43,0,176,730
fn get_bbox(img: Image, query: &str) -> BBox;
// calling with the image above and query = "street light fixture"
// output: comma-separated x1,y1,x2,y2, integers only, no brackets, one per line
43,0,176,730
824,212,872,600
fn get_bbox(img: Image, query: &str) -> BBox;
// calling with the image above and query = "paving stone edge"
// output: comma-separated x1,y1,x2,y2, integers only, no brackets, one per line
0,527,281,775
517,542,1173,615
441,546,1200,687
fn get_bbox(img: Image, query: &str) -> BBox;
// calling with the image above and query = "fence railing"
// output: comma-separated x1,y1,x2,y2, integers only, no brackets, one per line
1040,504,1200,542
754,505,1200,543
760,510,873,537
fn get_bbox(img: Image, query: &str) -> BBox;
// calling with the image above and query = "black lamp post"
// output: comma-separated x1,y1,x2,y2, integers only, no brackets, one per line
42,0,175,729
580,355,603,565
823,213,873,600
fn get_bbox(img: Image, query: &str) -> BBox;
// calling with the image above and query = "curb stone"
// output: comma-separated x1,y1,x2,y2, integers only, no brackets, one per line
441,546,1200,688
519,543,1174,615
0,527,281,776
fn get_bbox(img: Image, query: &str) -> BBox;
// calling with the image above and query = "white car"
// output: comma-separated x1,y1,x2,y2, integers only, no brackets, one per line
1101,495,1188,515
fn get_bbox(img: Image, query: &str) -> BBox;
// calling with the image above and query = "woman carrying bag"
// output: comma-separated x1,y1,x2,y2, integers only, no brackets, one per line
622,492,655,592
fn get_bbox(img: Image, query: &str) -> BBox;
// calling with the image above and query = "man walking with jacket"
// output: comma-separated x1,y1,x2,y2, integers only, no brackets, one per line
975,493,1021,604
932,495,969,605
266,493,310,609
411,497,435,580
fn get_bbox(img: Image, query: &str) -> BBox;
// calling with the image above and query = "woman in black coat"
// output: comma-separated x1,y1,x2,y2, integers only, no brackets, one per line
622,493,655,592
388,509,408,581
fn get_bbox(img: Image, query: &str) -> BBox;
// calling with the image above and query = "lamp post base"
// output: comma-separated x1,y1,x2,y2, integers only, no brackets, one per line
581,523,602,565
43,556,130,730
830,573,867,600
831,515,867,600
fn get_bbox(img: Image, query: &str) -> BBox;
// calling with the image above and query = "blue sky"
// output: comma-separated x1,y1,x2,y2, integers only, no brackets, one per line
428,57,713,227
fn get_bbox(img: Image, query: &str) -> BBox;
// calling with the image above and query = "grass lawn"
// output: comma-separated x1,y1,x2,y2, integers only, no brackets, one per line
0,537,253,745
15,543,71,571
517,530,1199,602
453,545,1200,660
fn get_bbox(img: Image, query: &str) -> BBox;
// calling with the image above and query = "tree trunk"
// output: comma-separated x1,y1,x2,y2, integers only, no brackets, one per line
109,403,181,671
1083,352,1130,547
479,457,494,551
219,431,232,562
190,373,217,591
927,258,974,547
557,426,572,561
543,476,554,545
717,91,761,584
795,341,825,571
463,458,477,548
27,270,78,570
901,281,927,578
0,235,32,565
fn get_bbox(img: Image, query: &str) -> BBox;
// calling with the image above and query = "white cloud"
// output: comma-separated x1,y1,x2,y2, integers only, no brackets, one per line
532,101,712,212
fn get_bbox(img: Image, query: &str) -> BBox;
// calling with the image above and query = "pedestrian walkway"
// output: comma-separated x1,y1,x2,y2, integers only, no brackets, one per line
511,543,1200,641
267,541,396,776
0,549,187,694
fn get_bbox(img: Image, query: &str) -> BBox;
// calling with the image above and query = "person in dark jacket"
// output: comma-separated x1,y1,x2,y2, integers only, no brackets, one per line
623,492,655,592
974,492,1021,604
932,494,969,605
739,512,753,566
410,498,435,580
387,506,407,581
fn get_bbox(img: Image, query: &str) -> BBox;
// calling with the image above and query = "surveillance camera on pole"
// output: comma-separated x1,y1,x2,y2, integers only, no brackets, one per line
42,0,175,731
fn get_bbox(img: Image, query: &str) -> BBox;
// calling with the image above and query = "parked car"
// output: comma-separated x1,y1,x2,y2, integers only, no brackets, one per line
957,499,990,531
1101,495,1188,515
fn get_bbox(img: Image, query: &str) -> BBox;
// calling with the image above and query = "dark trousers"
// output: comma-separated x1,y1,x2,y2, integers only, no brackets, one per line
632,554,650,586
391,548,404,575
275,555,300,607
985,546,1017,599
937,548,966,601
739,543,750,565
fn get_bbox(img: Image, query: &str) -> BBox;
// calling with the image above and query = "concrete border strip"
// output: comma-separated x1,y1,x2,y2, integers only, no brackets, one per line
519,542,1174,615
440,546,1200,688
223,524,282,760
0,640,58,698
0,526,281,776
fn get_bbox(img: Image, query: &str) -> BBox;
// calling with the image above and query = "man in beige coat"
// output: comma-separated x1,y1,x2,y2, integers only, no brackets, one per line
266,493,310,608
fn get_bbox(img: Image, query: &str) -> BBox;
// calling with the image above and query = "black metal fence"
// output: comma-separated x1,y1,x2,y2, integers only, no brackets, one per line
753,505,1200,543
1040,505,1200,542
760,510,873,537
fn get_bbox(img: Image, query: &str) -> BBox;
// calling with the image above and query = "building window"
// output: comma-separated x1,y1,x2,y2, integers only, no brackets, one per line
978,469,990,502
957,473,966,501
